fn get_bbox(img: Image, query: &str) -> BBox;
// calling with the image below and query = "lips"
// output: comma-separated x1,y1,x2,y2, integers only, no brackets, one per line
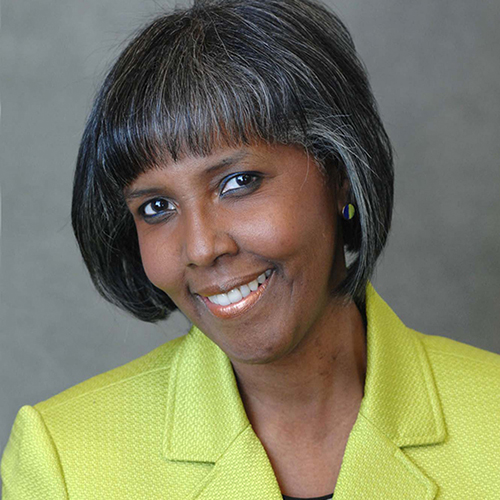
199,270,273,319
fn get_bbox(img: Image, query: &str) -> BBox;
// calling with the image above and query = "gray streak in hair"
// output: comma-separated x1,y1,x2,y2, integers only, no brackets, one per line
72,0,394,322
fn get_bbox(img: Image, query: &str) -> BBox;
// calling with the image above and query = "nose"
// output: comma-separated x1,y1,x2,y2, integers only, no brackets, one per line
181,205,238,267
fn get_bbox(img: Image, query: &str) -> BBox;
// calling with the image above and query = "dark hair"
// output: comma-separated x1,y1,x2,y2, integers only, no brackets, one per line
72,0,394,322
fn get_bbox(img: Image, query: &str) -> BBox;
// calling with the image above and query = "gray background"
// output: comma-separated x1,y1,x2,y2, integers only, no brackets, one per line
1,0,499,458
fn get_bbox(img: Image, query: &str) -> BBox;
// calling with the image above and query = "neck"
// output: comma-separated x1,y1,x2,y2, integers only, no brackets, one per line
231,298,367,442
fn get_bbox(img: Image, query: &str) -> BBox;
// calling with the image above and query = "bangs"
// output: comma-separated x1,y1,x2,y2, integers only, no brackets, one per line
96,13,314,189
74,0,394,320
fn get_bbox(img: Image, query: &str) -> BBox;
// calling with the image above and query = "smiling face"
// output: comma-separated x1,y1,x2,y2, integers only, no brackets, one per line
125,142,349,365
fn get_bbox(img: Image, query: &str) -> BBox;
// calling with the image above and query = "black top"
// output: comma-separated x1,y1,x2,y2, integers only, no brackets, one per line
282,494,334,500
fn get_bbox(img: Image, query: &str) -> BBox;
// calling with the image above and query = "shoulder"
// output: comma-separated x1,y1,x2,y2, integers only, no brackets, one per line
399,331,500,497
415,329,500,411
416,329,500,376
2,334,189,498
35,334,187,416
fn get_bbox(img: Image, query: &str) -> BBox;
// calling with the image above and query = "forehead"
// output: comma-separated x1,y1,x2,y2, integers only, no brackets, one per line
124,142,314,191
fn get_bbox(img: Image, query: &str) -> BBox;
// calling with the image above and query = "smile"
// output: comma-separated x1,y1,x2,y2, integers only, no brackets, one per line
200,269,273,319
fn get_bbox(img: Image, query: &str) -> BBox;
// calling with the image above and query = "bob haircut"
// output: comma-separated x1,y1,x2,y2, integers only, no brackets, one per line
72,0,394,323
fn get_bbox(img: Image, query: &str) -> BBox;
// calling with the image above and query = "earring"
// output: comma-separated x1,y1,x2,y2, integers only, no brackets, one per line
342,203,356,220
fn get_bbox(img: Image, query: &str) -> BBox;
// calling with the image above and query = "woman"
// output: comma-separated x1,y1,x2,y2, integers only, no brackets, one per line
2,0,499,498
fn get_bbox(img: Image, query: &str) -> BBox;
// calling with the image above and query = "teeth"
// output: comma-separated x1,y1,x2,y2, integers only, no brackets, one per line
248,280,259,292
208,270,272,305
217,293,231,306
227,288,243,304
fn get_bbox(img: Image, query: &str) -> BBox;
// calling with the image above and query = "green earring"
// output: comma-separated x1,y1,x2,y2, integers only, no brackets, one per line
342,203,356,220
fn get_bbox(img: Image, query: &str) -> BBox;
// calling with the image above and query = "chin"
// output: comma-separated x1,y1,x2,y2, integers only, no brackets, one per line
225,333,298,366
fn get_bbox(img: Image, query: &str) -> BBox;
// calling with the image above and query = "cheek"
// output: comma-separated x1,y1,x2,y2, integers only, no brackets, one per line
231,189,337,265
136,229,180,293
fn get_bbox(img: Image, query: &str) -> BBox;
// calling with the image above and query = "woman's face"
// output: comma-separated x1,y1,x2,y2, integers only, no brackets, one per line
125,142,348,365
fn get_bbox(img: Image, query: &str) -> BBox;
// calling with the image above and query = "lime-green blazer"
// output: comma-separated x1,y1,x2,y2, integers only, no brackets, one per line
2,284,500,499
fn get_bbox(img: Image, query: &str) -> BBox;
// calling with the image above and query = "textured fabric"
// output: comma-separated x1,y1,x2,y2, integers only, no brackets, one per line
2,284,500,499
283,494,333,499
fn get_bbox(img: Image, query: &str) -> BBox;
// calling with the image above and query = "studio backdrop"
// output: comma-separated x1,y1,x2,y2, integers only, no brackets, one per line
1,0,499,454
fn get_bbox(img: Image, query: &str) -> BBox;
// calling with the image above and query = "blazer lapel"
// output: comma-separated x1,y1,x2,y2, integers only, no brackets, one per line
333,284,446,499
333,414,438,499
194,425,282,499
162,283,446,499
162,326,249,464
162,326,282,499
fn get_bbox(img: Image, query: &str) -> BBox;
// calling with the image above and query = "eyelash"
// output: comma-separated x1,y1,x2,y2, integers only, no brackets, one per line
138,198,176,221
138,172,261,223
220,172,261,195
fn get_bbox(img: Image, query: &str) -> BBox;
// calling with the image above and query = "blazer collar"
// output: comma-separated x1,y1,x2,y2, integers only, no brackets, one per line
358,283,446,447
162,283,446,499
332,283,446,500
162,325,250,463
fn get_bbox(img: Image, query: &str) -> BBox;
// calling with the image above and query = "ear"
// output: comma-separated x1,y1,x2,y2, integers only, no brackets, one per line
336,172,351,214
321,156,351,214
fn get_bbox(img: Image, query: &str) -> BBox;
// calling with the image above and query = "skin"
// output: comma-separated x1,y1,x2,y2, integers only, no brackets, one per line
125,141,367,497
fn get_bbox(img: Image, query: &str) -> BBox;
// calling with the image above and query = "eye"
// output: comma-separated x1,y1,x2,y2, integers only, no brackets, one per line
139,198,175,221
220,173,260,195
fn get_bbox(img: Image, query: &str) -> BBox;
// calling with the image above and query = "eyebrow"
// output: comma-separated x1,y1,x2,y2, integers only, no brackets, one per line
123,187,168,202
123,150,251,202
204,150,250,176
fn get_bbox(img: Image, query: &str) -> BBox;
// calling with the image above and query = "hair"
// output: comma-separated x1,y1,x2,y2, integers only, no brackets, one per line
72,0,394,322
